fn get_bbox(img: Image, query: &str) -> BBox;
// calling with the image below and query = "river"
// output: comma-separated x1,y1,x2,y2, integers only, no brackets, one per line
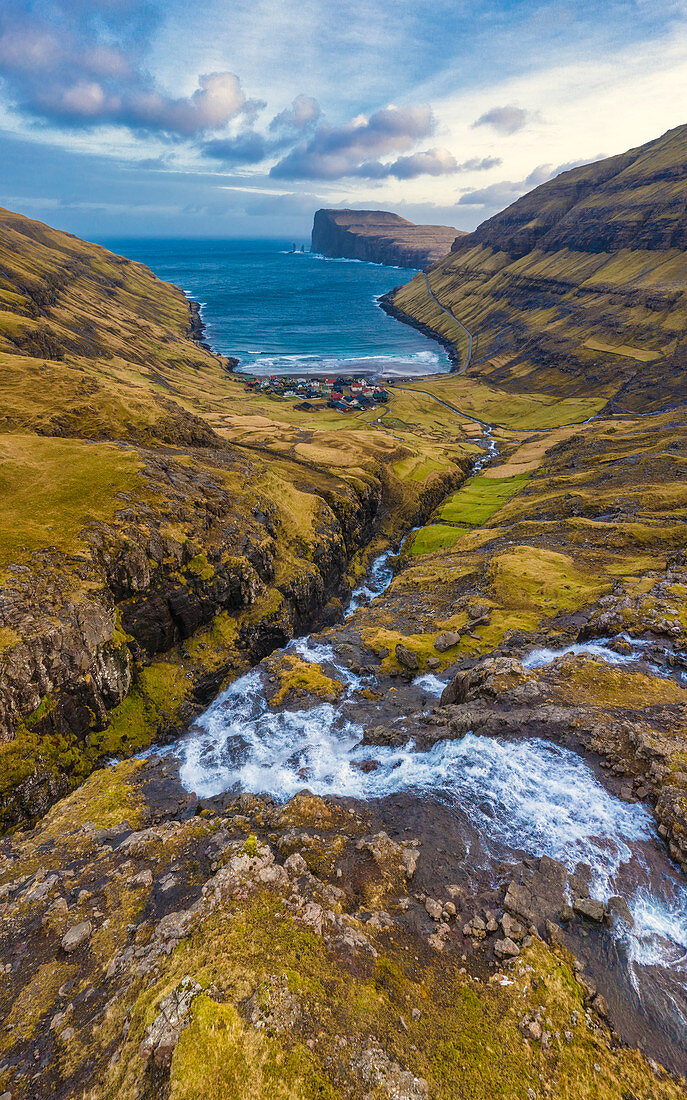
165,483,687,1072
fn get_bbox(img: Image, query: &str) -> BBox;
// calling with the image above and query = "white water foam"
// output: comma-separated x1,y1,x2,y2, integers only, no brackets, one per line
523,635,649,669
412,673,446,697
174,538,687,1029
346,548,396,614
179,696,687,1014
238,349,446,378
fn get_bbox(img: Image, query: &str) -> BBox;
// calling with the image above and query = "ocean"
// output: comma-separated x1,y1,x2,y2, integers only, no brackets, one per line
99,238,450,378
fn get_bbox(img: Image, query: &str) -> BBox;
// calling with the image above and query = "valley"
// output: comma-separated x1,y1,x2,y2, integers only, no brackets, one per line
0,123,686,1099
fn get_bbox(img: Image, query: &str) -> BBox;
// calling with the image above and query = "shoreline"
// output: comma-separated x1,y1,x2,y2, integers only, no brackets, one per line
378,286,463,373
182,255,459,382
187,297,240,371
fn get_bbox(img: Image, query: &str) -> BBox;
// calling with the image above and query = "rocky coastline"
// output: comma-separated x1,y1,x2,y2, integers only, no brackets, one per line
187,298,239,370
378,287,462,371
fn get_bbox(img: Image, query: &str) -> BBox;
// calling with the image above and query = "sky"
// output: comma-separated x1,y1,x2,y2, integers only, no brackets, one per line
0,0,686,239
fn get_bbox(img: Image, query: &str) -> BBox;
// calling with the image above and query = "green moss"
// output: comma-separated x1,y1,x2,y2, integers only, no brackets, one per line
0,961,78,1052
170,996,339,1100
487,546,608,614
270,655,343,706
554,659,686,708
0,434,141,569
243,834,259,856
0,626,19,653
183,610,239,674
104,893,681,1100
102,659,191,756
36,759,146,842
24,693,56,728
185,551,215,582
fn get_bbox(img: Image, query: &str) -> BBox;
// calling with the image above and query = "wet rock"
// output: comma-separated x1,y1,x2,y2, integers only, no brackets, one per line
395,644,419,671
573,897,606,922
440,671,470,706
61,920,92,953
606,895,634,929
139,976,202,1066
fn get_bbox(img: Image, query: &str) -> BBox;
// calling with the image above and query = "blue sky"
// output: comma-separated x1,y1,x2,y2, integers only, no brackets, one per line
0,0,685,238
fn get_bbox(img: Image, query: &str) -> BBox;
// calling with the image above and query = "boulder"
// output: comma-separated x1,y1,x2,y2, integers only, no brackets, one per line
606,895,634,929
425,898,443,921
494,937,520,958
434,632,462,653
395,644,419,671
440,671,470,706
61,920,92,953
400,847,419,879
573,896,606,922
503,882,534,924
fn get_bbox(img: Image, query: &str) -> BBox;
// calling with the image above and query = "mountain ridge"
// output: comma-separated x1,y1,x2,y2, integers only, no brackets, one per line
390,124,687,410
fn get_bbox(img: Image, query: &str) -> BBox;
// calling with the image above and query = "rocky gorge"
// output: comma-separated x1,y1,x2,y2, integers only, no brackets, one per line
1,123,687,1100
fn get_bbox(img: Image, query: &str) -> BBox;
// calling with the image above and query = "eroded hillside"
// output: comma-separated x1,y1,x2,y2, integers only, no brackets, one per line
391,124,687,410
0,207,474,830
1,197,687,1100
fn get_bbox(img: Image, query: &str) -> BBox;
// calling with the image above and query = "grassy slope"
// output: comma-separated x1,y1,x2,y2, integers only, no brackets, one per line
0,206,478,824
0,197,686,1100
392,125,687,413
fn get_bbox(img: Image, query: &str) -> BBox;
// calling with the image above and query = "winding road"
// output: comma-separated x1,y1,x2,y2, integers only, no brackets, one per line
423,272,473,372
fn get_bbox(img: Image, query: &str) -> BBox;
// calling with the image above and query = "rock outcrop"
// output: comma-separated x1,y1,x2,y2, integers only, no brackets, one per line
311,209,460,268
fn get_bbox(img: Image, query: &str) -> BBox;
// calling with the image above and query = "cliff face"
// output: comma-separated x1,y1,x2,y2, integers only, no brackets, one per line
311,208,461,268
392,124,687,410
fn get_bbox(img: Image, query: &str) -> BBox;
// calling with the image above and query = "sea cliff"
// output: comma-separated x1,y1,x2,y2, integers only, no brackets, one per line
311,208,460,268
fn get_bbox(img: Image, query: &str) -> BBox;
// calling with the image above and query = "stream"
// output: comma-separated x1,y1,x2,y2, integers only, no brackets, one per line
168,429,687,1071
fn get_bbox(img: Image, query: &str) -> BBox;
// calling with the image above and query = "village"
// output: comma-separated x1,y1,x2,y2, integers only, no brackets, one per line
243,374,391,412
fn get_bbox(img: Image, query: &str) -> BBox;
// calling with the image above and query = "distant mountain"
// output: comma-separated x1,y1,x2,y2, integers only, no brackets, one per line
391,124,687,410
311,209,462,269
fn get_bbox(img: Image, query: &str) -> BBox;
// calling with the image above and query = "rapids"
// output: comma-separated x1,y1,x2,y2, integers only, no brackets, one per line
173,430,687,1067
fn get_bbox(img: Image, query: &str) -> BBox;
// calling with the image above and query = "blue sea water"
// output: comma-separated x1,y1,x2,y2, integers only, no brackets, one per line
99,238,450,378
